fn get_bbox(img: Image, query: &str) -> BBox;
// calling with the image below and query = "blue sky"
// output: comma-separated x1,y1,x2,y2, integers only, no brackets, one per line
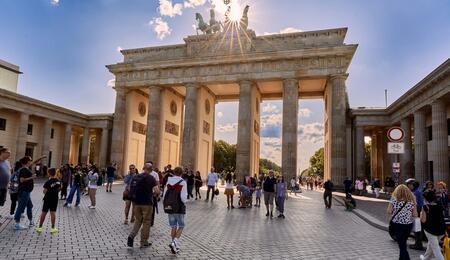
1,0,449,171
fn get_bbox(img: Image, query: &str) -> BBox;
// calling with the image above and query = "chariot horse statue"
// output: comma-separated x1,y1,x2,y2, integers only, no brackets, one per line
195,9,222,35
240,5,249,30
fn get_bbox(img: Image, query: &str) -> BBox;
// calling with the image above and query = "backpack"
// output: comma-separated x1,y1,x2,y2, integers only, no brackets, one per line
128,174,149,202
96,175,103,186
9,171,20,194
163,179,184,214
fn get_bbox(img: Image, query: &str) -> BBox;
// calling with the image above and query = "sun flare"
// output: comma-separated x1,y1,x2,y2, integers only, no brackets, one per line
228,1,242,22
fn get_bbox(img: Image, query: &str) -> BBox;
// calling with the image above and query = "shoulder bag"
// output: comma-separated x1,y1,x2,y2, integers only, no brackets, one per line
388,201,407,241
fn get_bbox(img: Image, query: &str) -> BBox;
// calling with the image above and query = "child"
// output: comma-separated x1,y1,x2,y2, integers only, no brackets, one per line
36,168,61,234
344,193,356,211
255,184,262,207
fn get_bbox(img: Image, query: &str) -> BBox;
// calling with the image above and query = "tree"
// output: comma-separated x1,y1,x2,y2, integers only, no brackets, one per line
308,147,324,177
213,140,236,172
259,158,281,175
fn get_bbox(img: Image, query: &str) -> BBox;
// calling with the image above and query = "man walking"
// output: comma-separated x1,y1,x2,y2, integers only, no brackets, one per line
323,179,333,209
163,167,187,254
127,162,159,248
105,163,116,192
406,178,425,251
205,167,218,201
0,148,11,218
263,170,277,218
14,156,36,229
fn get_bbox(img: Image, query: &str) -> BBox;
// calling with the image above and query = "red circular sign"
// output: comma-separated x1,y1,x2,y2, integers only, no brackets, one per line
387,127,404,142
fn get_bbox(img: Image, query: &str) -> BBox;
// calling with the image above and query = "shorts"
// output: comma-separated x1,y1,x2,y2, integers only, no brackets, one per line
264,192,275,205
168,214,185,228
42,199,58,212
0,188,6,206
224,188,234,196
107,177,114,184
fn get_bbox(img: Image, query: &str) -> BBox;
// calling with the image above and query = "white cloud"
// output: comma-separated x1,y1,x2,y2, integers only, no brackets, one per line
50,0,59,6
260,113,282,127
264,27,303,36
280,27,302,34
149,17,172,40
107,79,115,88
217,111,223,118
216,123,238,133
210,0,228,14
298,122,324,143
298,108,311,118
158,0,183,17
184,0,207,8
262,103,279,114
116,46,123,53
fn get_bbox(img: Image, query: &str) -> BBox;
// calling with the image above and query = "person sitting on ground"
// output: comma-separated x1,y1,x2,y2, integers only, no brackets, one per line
344,193,356,211
236,184,251,208
36,168,61,234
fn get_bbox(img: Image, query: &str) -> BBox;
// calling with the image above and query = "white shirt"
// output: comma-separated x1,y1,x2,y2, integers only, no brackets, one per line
151,171,159,183
163,176,187,203
225,180,234,189
207,172,218,186
290,179,296,187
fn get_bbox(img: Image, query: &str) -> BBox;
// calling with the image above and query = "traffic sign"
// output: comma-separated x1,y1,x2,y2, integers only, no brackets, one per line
387,127,404,142
393,162,400,168
388,142,405,154
393,168,400,173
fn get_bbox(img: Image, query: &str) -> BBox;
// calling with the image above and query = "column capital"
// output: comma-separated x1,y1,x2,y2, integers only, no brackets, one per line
184,83,201,89
238,80,254,86
283,78,298,85
329,74,348,81
149,85,162,91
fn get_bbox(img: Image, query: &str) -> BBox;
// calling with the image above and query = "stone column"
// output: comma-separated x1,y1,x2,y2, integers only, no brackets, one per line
62,123,72,164
180,84,199,170
99,128,109,168
281,78,298,181
41,118,53,166
355,126,365,178
431,100,449,184
328,75,348,185
16,112,29,159
110,88,127,174
145,86,163,166
236,80,253,182
370,132,378,179
400,117,413,179
414,109,428,184
80,127,90,165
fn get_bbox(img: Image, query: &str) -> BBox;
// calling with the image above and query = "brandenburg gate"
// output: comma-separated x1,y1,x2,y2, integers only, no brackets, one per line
106,23,357,183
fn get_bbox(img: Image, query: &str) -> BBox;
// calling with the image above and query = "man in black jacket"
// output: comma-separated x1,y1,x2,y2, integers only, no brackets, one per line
323,179,333,209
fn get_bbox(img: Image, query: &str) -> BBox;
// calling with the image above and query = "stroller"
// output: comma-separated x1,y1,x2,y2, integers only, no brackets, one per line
237,185,253,208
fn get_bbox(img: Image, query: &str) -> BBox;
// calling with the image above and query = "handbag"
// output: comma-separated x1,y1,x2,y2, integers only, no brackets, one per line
413,217,422,233
214,184,220,196
388,201,408,240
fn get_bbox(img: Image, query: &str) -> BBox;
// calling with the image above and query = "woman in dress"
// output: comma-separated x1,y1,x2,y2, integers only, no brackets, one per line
387,184,418,260
224,173,234,209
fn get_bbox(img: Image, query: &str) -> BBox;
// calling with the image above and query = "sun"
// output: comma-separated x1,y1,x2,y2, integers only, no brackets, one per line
228,1,242,22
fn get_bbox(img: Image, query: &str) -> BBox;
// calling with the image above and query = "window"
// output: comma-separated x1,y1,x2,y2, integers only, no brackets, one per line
48,151,52,167
0,118,6,131
25,147,34,158
50,128,55,139
27,124,33,135
427,126,432,141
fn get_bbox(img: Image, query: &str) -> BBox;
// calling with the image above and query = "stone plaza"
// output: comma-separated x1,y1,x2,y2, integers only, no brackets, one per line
0,183,422,260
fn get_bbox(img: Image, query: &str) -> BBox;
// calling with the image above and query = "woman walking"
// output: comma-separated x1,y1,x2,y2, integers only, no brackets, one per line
224,173,234,209
187,170,194,200
87,166,99,209
194,171,202,200
420,190,446,260
276,175,287,218
123,164,137,224
387,184,418,260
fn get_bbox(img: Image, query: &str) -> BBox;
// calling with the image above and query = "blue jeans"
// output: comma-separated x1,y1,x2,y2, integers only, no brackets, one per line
393,222,413,260
14,191,33,222
66,185,81,205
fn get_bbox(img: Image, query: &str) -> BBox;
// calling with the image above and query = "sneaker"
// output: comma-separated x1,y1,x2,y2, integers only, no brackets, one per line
88,206,96,209
420,255,425,260
29,221,35,227
270,212,273,218
169,241,177,254
50,228,59,234
173,238,181,250
124,219,128,225
127,236,134,247
6,214,14,219
282,214,285,219
75,204,80,207
64,203,70,207
36,227,43,233
277,214,283,218
14,223,27,230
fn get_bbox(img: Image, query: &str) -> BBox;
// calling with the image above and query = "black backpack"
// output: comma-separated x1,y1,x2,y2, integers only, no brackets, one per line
163,180,184,214
128,174,148,202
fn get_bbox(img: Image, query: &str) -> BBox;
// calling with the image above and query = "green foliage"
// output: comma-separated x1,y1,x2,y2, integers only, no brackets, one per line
213,140,236,172
304,147,324,177
259,158,281,175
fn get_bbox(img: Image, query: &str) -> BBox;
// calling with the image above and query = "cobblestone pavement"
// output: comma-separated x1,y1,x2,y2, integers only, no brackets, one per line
334,192,391,224
0,184,421,260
